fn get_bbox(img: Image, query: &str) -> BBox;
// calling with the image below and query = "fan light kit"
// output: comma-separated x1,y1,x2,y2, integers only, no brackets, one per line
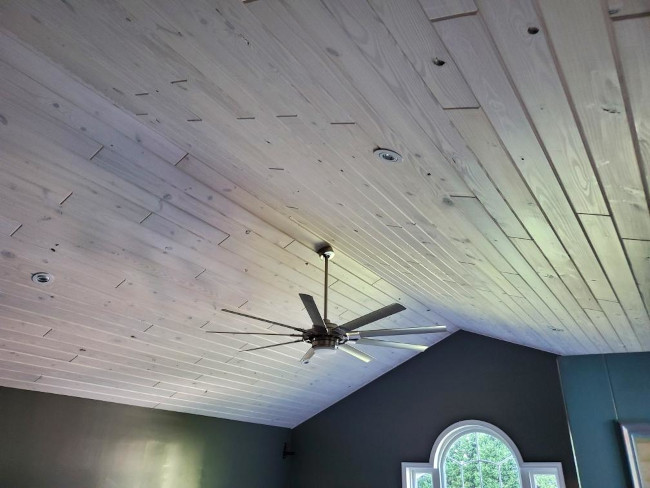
374,148,402,164
207,246,446,364
31,272,53,284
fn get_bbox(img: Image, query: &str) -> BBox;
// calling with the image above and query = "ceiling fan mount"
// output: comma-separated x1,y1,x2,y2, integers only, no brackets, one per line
207,245,446,364
317,245,335,260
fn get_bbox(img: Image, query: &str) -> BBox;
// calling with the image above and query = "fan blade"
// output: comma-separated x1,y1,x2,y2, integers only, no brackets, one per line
221,309,306,333
205,331,303,337
300,348,315,364
338,344,374,362
338,303,406,332
299,293,327,330
351,326,447,338
354,338,428,352
242,340,304,352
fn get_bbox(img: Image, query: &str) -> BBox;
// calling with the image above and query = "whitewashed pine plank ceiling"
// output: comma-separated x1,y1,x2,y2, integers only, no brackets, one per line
0,0,648,427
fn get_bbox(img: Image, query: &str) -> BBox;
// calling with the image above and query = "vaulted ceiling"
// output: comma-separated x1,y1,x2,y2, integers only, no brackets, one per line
0,0,648,427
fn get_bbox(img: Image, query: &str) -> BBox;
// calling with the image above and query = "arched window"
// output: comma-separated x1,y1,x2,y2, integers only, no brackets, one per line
402,421,566,488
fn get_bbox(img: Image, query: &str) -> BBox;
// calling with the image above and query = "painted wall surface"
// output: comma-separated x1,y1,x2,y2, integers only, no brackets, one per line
0,387,291,488
558,352,650,488
290,331,578,488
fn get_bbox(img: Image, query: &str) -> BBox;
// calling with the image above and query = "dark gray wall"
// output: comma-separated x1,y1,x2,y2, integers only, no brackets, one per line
0,387,291,488
558,352,650,488
290,331,578,488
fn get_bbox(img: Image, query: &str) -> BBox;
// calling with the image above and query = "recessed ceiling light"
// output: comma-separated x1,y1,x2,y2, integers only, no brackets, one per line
31,272,53,284
374,148,402,163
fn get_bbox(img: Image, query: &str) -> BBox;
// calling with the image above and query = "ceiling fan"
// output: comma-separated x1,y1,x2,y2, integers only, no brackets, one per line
206,246,446,364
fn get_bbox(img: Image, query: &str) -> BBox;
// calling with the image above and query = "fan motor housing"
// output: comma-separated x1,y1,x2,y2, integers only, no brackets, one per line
311,336,339,350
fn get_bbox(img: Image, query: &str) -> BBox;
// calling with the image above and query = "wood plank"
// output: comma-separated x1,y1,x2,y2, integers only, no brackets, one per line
67,353,309,411
0,359,177,397
418,0,477,20
0,376,159,409
477,0,607,215
614,16,650,195
0,333,79,363
365,0,477,108
477,290,548,348
311,0,529,238
0,356,305,420
623,239,650,311
0,350,155,388
503,273,582,354
0,215,21,237
597,300,640,354
436,15,616,302
284,240,452,327
0,137,151,225
511,238,614,352
583,308,626,353
451,197,597,353
70,347,318,410
94,148,291,247
0,316,52,338
608,0,650,17
580,214,649,348
537,0,650,239
267,0,472,195
176,154,325,248
0,30,187,165
447,109,601,312
0,85,102,162
5,373,292,425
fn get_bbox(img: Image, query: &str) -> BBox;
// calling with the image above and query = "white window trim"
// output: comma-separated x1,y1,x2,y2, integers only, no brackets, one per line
402,420,566,488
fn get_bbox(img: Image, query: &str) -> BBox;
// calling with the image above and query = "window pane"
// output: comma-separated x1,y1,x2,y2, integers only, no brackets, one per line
416,473,433,488
481,461,500,488
464,461,480,488
533,474,559,488
448,432,478,462
445,460,463,488
443,432,521,488
478,432,512,463
500,458,520,488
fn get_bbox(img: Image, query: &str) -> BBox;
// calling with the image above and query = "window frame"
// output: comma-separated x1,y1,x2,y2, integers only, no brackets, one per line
402,420,566,488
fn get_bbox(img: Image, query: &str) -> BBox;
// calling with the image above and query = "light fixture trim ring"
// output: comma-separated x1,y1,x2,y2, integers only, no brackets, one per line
373,148,403,163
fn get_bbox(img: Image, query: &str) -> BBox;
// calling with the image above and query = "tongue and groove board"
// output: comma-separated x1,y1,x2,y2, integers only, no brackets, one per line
0,0,649,426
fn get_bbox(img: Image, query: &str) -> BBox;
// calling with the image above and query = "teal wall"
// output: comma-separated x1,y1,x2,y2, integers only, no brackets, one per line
558,352,650,488
0,387,291,488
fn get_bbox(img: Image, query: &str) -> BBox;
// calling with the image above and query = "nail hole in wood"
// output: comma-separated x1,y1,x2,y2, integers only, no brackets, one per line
432,57,446,66
527,26,539,35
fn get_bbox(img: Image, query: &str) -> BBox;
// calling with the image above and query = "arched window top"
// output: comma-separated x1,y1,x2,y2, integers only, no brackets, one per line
402,420,565,488
430,420,524,468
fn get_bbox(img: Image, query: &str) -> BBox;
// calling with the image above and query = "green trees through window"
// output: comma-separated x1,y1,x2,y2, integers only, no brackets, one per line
443,432,521,488
416,473,433,488
533,474,559,488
